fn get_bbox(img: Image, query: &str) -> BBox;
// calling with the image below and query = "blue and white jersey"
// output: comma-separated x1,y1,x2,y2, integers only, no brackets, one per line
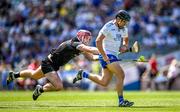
98,20,128,57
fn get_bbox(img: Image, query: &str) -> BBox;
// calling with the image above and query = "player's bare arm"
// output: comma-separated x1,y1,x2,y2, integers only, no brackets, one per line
76,44,99,55
123,37,129,47
73,10,134,107
82,52,99,61
119,37,129,53
96,33,109,62
6,29,96,101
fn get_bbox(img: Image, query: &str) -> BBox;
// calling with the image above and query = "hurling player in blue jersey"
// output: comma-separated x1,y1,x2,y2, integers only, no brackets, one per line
73,10,134,107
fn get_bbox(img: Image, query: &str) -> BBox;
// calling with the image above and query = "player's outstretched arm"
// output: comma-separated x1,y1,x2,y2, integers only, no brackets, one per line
82,52,99,61
76,44,99,55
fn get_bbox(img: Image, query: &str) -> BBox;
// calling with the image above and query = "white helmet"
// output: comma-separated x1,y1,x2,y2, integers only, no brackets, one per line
77,30,92,45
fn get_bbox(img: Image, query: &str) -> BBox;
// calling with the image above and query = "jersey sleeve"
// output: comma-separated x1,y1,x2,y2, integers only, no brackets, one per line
72,42,82,48
50,48,56,54
121,26,128,38
72,42,83,53
99,25,109,37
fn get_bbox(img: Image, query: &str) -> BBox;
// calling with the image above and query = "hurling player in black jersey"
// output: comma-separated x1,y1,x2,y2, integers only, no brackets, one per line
6,30,99,100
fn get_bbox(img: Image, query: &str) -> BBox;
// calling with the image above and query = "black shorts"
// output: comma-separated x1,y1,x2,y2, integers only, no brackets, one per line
41,58,57,74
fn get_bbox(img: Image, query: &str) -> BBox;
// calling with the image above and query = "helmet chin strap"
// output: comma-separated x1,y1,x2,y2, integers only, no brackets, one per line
118,24,124,29
117,22,124,29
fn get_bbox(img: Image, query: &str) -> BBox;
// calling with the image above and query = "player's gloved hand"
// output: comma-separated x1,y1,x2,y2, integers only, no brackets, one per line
119,45,128,53
103,55,110,64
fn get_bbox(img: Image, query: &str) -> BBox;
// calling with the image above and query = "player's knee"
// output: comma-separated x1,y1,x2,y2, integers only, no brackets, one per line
55,84,63,91
121,73,125,79
31,72,37,79
116,73,125,82
101,83,108,87
119,72,125,79
101,81,109,87
31,71,41,79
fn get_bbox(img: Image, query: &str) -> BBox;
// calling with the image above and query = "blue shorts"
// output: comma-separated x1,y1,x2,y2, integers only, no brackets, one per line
99,54,119,68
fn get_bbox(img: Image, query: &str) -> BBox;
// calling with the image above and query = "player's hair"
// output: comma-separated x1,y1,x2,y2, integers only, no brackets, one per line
115,10,131,21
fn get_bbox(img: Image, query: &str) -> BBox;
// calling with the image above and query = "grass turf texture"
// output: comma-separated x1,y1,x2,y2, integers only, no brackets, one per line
0,91,180,112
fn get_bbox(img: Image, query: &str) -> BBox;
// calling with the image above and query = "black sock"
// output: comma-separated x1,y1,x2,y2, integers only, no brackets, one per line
14,72,20,78
129,47,132,52
39,87,44,93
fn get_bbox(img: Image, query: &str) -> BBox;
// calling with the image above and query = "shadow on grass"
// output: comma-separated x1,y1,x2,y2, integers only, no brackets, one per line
37,105,118,108
37,105,168,108
131,106,168,108
0,105,169,109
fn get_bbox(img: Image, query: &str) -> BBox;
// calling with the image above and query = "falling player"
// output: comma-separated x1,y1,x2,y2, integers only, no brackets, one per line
6,30,99,100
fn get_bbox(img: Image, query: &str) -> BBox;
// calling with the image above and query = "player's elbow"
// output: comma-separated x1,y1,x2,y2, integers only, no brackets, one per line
85,56,94,61
93,49,100,55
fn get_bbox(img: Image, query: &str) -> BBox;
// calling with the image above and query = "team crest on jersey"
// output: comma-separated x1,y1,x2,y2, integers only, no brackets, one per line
114,34,121,41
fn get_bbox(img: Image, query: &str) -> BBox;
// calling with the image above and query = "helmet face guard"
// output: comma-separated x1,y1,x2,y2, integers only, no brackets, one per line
77,30,92,45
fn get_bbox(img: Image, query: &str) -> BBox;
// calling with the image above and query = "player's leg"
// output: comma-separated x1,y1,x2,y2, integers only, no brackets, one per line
7,66,45,85
32,71,63,100
19,67,45,79
73,68,112,87
44,72,63,91
107,63,124,97
88,68,113,87
107,62,134,107
42,82,56,91
73,54,113,86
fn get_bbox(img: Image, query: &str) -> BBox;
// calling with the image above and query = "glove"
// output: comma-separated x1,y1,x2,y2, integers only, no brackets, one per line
119,45,128,53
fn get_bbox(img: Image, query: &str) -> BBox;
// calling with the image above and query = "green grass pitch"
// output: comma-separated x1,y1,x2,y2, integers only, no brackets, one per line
0,91,180,112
